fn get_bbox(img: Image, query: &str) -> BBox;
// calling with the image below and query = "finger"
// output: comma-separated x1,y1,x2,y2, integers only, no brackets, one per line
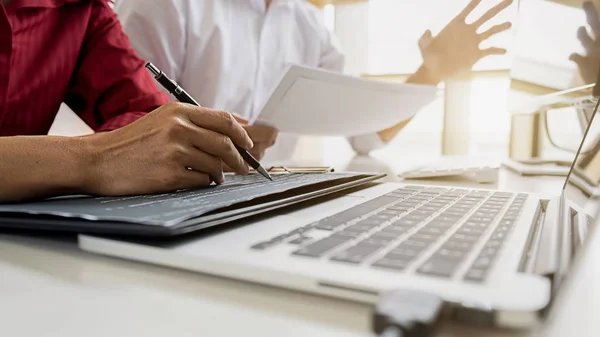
244,125,279,144
479,22,511,40
480,47,507,57
232,113,249,125
180,104,254,150
584,1,600,39
173,170,212,191
184,125,249,175
578,26,595,51
418,29,433,52
250,147,266,161
458,0,482,19
184,149,224,184
570,53,586,67
473,0,513,28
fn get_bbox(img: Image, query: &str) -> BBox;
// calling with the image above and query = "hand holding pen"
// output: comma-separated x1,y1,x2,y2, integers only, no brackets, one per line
146,62,273,181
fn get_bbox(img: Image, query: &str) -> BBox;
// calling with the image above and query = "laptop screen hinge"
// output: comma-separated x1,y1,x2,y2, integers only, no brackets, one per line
518,199,556,277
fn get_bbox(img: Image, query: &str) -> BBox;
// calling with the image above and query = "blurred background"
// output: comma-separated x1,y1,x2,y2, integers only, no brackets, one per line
52,0,600,169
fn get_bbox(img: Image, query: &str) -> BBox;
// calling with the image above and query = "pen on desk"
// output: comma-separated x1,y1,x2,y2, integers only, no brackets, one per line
145,62,273,181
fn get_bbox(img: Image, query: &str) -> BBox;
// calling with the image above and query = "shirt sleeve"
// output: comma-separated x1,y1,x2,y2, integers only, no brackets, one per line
319,25,346,72
115,0,188,84
64,0,169,132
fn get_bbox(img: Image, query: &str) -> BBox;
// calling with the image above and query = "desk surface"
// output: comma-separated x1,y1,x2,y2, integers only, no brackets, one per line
1,155,598,337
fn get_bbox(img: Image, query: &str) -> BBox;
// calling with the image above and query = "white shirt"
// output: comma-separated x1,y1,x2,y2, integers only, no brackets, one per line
116,0,384,162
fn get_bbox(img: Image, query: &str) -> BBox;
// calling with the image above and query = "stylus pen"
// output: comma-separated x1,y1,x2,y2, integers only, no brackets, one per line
145,62,273,181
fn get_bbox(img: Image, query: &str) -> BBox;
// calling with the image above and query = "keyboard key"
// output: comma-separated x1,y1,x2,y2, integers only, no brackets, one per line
424,187,447,193
418,258,460,277
441,240,474,252
386,248,422,259
251,242,273,250
410,233,439,242
331,245,381,264
491,232,507,241
425,202,448,208
388,205,412,212
451,233,480,242
478,247,498,258
403,214,430,222
382,225,413,234
464,268,487,282
371,231,403,239
313,204,379,230
420,227,448,236
268,234,291,243
380,209,401,216
442,211,466,217
434,248,466,260
428,221,455,229
331,231,363,239
392,219,420,227
370,213,396,222
372,257,412,271
292,237,352,257
404,185,425,190
343,224,372,234
360,237,394,246
456,227,486,235
348,221,380,231
472,257,493,269
398,239,430,250
289,227,311,235
289,236,312,245
418,206,442,212
397,201,422,207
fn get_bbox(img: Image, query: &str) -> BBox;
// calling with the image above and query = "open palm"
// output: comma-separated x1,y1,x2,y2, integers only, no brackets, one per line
418,0,513,81
570,1,600,84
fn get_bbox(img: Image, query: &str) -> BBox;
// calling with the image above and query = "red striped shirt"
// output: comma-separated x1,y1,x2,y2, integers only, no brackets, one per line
0,0,168,136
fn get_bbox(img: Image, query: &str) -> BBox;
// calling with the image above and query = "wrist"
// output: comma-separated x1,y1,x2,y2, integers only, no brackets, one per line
407,65,442,86
76,133,106,195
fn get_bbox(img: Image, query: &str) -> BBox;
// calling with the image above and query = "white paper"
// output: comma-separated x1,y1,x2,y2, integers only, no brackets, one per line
254,65,440,136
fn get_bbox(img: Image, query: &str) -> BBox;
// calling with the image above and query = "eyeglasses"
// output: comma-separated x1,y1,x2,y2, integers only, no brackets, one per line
543,96,600,154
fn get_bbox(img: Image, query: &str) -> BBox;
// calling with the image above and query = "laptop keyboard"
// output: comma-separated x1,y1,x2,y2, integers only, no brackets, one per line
250,185,528,283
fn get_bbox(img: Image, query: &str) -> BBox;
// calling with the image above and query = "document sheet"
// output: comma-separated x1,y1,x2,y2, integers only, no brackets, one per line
255,65,440,136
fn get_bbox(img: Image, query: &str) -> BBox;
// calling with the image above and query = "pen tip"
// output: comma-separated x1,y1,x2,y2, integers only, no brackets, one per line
257,166,273,181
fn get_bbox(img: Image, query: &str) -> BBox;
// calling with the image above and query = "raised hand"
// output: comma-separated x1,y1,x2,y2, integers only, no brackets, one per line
570,1,600,85
417,0,513,83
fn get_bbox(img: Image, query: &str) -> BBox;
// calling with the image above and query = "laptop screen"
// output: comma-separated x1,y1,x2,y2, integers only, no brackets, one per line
562,70,600,216
510,0,597,90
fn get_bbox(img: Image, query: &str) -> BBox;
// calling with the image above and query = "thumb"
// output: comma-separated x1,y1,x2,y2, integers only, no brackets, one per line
419,30,433,52
570,52,585,66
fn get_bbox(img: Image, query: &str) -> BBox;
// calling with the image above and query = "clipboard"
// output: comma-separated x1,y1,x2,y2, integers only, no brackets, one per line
251,166,335,174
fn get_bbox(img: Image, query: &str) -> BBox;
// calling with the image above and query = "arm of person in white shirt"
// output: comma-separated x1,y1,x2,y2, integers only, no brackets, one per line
115,0,187,83
324,0,514,155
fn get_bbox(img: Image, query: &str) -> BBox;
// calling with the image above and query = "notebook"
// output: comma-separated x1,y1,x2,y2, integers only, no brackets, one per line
0,172,384,237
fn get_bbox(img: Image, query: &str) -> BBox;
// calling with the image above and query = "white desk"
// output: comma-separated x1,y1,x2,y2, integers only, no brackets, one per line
1,156,598,337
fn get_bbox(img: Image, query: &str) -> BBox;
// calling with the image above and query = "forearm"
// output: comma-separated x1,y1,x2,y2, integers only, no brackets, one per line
0,136,91,203
406,65,442,86
376,65,441,141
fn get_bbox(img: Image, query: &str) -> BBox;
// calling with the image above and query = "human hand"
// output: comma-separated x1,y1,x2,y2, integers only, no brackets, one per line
416,0,513,83
83,102,253,195
570,1,600,85
233,115,279,161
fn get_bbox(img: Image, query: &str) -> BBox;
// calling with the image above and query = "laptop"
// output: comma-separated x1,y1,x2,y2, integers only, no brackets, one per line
79,83,600,330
